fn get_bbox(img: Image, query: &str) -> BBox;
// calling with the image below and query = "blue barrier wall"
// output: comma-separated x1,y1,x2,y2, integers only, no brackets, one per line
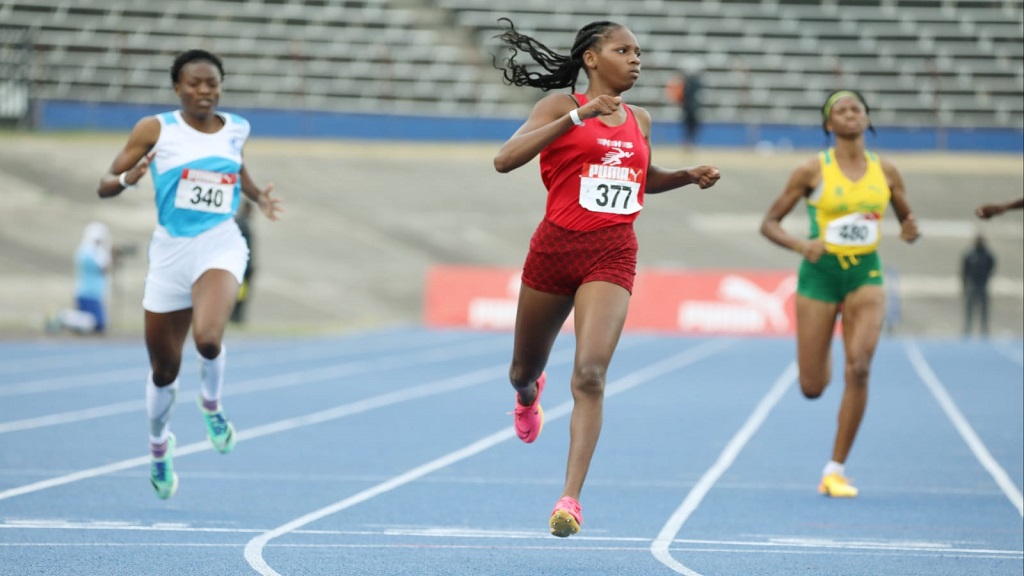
37,100,1024,153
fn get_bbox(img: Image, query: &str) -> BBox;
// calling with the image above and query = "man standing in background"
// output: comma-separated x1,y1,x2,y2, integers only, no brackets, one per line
666,65,704,152
961,234,995,338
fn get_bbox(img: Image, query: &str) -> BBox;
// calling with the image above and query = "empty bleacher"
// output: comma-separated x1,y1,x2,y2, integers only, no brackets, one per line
0,0,1021,128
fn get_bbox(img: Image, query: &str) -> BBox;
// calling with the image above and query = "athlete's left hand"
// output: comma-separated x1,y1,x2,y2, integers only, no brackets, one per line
256,183,284,221
688,166,721,189
899,213,919,243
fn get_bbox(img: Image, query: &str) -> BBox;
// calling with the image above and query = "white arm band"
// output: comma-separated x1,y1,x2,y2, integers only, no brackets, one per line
569,108,584,126
118,171,136,189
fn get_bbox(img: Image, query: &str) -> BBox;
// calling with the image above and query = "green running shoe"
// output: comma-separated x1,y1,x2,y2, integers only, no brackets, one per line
197,396,237,454
150,433,179,500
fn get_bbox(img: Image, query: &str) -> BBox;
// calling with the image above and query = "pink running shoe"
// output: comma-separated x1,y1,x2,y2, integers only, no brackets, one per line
549,496,582,538
513,372,546,443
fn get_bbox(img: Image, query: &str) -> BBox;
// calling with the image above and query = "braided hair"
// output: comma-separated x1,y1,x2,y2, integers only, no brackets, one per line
821,89,875,136
492,18,622,92
170,49,225,86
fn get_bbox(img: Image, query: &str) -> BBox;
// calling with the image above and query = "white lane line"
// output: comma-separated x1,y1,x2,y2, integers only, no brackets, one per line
3,520,1017,560
0,362,524,502
0,367,140,397
0,328,476,376
651,361,798,576
5,467,1011,496
0,331,490,396
243,427,521,575
905,341,1024,517
0,339,509,433
0,335,660,495
244,338,736,576
3,540,1022,559
4,541,1023,560
0,399,144,434
0,348,141,376
992,341,1024,368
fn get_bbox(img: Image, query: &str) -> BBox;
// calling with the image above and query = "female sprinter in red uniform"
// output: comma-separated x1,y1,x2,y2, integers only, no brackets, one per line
493,18,721,537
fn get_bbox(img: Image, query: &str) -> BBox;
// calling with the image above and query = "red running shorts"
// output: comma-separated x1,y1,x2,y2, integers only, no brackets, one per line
521,219,638,296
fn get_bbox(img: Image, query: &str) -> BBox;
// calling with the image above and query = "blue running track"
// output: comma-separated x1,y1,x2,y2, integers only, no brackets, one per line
0,328,1021,575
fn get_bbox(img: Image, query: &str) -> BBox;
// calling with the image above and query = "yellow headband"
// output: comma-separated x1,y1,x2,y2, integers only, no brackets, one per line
823,90,862,119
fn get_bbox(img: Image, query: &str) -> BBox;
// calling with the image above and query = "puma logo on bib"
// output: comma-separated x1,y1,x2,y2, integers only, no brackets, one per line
578,163,643,215
174,169,237,214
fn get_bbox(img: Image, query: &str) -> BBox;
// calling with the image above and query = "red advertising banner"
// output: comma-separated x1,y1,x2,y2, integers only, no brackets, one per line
424,266,799,335
423,266,523,330
627,269,798,335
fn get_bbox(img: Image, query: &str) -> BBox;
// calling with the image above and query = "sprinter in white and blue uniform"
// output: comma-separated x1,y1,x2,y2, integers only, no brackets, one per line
97,49,283,500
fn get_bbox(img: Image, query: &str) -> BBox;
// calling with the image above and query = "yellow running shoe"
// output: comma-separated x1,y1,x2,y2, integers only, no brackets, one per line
549,496,582,538
818,472,858,498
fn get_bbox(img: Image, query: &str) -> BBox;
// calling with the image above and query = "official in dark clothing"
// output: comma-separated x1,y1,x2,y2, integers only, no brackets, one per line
961,235,995,337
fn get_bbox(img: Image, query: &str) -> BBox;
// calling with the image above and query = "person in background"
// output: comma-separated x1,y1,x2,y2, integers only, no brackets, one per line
679,66,704,150
666,65,704,151
975,197,1023,219
760,89,919,499
492,18,720,537
47,221,113,334
230,199,255,324
97,49,283,500
961,234,995,338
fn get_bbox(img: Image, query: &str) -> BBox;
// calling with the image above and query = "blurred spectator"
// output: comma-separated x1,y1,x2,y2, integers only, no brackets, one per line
47,221,113,334
374,44,396,102
925,58,946,150
829,56,848,91
883,266,902,334
961,234,995,338
667,65,704,150
286,39,309,102
731,57,757,146
230,199,255,324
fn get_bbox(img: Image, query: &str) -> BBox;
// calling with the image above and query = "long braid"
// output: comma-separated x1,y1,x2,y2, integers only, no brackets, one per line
492,18,620,92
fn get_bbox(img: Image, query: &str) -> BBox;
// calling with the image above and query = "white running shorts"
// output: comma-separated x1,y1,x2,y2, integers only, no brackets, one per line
142,218,249,313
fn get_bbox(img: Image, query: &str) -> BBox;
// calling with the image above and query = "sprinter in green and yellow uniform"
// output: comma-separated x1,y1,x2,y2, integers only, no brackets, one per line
761,90,919,498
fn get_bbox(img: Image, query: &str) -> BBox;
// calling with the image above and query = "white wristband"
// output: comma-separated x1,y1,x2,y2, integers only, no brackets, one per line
569,108,584,126
118,171,136,189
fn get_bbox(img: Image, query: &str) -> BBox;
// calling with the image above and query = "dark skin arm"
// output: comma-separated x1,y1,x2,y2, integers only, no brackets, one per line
494,93,622,173
494,93,720,190
976,197,1024,219
97,117,159,198
630,105,719,192
97,116,283,220
880,156,919,243
761,156,824,261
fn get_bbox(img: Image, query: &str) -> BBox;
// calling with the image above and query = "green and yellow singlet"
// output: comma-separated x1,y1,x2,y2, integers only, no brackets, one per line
807,148,890,258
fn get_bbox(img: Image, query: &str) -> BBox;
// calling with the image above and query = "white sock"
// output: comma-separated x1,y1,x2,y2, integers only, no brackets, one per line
147,374,178,444
58,309,97,332
823,460,845,478
198,345,226,407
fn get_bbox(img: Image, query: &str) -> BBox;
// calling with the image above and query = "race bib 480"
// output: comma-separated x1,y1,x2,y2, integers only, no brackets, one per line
824,212,880,247
578,164,643,215
173,169,237,214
